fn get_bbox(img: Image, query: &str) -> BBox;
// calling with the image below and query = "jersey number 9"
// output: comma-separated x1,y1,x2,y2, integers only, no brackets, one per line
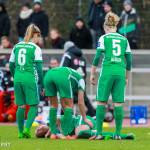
113,39,121,56
18,49,26,66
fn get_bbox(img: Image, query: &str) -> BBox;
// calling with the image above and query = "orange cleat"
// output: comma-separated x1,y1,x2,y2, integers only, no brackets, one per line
89,133,97,140
61,135,76,139
50,134,59,139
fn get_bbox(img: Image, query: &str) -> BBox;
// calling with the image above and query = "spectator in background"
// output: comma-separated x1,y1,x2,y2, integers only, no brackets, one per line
37,37,44,48
49,57,59,69
0,36,14,66
50,29,65,49
88,0,105,49
0,69,3,91
1,63,14,91
0,36,14,49
16,2,33,42
70,17,92,49
118,0,140,49
104,0,113,14
0,2,10,43
30,0,49,45
60,41,95,117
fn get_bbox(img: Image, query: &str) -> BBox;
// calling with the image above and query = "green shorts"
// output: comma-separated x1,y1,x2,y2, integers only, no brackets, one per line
14,82,39,105
44,69,73,98
75,115,96,129
96,75,125,103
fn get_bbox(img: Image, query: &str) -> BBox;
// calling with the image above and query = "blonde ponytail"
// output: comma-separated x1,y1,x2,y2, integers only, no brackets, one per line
23,24,41,43
104,12,120,27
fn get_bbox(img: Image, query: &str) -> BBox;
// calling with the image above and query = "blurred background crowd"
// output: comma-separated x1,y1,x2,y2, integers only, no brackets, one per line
0,0,148,122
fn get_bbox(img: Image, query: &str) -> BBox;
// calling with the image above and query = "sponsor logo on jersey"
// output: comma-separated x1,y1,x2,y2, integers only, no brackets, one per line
97,42,101,47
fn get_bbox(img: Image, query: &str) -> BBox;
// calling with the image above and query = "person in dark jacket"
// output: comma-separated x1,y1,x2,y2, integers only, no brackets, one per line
1,63,14,91
29,1,49,42
70,17,92,49
16,2,33,42
118,0,140,49
88,0,105,49
60,41,95,117
0,2,10,42
50,29,65,49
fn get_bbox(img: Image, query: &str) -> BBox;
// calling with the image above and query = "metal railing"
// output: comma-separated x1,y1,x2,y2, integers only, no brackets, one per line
1,49,150,108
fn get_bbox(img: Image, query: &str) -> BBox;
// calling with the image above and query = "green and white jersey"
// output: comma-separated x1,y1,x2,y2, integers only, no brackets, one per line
97,32,131,76
67,67,85,92
9,41,42,83
52,67,85,92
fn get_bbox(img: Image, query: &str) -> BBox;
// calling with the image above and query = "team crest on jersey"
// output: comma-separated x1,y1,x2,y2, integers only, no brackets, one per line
97,42,101,47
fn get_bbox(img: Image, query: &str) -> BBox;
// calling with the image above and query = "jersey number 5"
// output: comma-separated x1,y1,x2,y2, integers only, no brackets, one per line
113,39,121,56
18,49,26,65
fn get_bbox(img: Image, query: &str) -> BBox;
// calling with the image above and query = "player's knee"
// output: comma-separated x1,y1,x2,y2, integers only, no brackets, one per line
18,104,27,108
114,103,122,107
98,101,107,106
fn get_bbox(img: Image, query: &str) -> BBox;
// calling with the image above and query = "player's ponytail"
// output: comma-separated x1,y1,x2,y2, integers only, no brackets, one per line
23,24,41,43
104,12,120,28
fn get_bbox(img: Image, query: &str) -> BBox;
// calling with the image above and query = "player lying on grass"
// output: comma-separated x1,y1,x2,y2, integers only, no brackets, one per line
35,115,135,140
35,115,95,139
44,67,93,139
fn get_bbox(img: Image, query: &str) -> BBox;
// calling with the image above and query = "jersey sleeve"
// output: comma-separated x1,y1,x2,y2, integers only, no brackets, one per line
9,48,15,63
34,46,43,62
125,41,131,54
78,79,85,92
97,36,105,51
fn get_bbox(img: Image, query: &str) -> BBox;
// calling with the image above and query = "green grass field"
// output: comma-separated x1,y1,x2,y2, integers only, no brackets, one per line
0,126,150,150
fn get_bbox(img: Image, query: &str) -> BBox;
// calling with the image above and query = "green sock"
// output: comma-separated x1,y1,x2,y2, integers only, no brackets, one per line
96,105,105,135
63,108,73,136
114,106,123,135
49,108,57,135
120,134,127,139
17,107,25,134
26,106,38,131
78,130,96,139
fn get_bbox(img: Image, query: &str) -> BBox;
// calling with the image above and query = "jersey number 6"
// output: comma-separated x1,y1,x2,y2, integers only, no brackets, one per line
18,49,26,66
112,39,121,56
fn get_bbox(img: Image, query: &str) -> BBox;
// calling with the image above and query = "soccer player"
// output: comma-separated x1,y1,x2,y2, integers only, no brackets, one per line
9,24,45,138
90,12,132,140
35,115,135,140
44,67,93,139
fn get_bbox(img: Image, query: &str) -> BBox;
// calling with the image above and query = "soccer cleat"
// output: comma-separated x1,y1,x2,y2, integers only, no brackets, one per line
61,135,76,139
22,128,31,138
126,133,136,140
95,135,105,140
18,133,23,138
104,135,112,140
50,134,59,139
115,135,121,140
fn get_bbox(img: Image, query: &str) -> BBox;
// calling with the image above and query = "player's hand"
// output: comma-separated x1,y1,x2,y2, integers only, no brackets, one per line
90,75,95,85
125,79,128,88
40,88,45,97
83,118,93,128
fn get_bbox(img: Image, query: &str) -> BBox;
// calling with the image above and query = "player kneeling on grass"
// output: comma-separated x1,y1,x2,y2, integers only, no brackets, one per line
90,12,132,140
35,115,135,140
44,67,93,139
9,24,45,138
